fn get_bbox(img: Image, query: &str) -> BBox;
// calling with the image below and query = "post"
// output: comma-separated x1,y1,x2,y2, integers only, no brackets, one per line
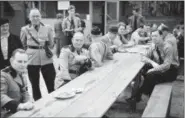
38,1,41,11
89,1,93,30
0,2,4,17
104,1,107,34
63,10,66,18
116,1,119,21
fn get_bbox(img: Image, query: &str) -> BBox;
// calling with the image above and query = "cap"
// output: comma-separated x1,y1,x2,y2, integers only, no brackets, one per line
91,26,101,35
108,26,118,34
0,18,9,26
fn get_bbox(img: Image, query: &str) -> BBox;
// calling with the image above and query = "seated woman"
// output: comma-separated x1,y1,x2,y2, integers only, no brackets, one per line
126,30,179,103
54,32,92,89
115,22,129,46
124,25,151,48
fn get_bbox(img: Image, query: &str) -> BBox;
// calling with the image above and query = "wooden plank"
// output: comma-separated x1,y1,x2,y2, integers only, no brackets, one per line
10,53,131,117
54,54,144,117
30,54,132,117
80,62,144,117
142,83,173,117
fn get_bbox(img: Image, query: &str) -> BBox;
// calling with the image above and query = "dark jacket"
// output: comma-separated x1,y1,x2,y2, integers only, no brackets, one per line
0,34,23,70
128,15,145,31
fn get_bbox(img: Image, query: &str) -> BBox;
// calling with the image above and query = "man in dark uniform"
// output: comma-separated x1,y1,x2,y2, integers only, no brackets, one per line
1,49,33,117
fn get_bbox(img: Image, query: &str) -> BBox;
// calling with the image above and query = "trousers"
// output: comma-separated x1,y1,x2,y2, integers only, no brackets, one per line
136,64,178,97
28,63,56,101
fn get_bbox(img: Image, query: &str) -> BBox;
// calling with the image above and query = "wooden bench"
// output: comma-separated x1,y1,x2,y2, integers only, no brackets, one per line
142,82,173,118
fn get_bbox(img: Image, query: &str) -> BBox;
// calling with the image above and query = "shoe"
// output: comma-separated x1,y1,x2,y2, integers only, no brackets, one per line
126,96,141,103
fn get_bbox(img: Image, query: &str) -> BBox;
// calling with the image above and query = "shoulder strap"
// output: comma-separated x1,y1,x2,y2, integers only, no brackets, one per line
25,28,40,45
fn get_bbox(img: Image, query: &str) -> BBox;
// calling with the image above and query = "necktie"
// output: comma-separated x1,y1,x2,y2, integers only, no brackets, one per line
156,47,163,64
70,17,75,30
134,16,137,31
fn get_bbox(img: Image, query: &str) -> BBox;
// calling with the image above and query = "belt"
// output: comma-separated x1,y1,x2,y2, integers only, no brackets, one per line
69,69,79,74
27,45,45,49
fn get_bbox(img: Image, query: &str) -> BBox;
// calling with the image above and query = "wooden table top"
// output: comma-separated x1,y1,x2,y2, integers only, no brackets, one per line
10,44,150,117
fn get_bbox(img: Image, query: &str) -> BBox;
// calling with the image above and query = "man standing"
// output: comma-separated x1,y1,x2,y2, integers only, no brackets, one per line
1,49,33,117
0,18,23,70
62,5,82,45
128,7,145,32
54,13,65,58
20,8,56,101
75,13,86,33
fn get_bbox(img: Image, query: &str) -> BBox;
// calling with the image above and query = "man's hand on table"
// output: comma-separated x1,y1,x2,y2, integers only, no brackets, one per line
17,102,34,111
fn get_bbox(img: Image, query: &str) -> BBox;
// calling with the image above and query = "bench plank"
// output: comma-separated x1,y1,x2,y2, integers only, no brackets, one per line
142,82,173,117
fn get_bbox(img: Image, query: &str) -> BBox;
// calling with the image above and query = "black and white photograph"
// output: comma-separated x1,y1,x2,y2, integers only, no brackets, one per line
0,1,184,117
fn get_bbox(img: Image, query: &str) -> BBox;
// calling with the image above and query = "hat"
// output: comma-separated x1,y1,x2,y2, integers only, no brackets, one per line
0,18,9,26
108,26,118,34
158,23,169,32
91,26,101,35
68,5,75,10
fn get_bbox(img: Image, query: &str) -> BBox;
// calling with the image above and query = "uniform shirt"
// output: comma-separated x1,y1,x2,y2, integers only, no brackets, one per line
146,42,179,73
20,23,54,66
55,45,89,89
89,41,113,65
1,33,9,60
1,66,31,113
62,16,81,32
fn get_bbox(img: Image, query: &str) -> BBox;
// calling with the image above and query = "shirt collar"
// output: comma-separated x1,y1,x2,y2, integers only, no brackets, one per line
9,66,17,78
1,32,10,39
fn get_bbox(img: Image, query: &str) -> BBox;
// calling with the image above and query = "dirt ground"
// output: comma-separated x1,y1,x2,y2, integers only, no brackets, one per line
28,52,184,118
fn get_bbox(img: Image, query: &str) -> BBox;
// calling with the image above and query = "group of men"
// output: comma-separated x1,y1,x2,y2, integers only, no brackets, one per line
0,5,183,117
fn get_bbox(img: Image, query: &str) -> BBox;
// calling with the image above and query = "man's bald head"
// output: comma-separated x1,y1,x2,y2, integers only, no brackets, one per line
29,8,41,25
72,32,85,49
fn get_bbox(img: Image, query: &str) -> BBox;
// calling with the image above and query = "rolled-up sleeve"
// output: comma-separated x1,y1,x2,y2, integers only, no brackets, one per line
153,44,173,72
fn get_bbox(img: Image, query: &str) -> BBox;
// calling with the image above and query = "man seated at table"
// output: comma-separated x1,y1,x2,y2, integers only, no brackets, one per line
89,26,120,67
126,30,179,103
55,32,92,89
124,25,151,48
88,26,115,67
1,49,34,117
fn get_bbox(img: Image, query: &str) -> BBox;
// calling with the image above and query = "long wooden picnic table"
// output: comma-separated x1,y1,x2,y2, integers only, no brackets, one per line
10,44,150,117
